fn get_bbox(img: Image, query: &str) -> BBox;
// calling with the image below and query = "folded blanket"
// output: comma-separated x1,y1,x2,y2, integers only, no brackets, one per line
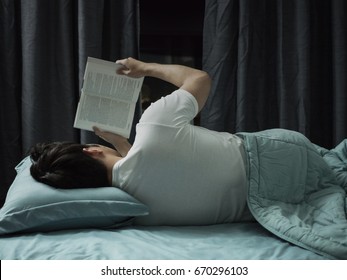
238,129,347,259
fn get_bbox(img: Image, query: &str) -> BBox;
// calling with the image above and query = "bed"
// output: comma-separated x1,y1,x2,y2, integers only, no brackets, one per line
0,129,346,260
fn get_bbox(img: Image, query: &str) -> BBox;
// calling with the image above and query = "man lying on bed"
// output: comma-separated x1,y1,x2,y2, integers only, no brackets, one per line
29,58,344,229
30,57,253,226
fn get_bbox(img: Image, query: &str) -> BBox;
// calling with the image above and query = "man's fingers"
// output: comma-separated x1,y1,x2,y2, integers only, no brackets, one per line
92,126,100,133
115,60,130,75
116,58,128,65
92,126,105,138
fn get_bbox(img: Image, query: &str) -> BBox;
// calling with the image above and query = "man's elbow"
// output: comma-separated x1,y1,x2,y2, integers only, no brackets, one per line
194,71,211,111
205,72,212,91
201,71,212,95
181,70,212,111
196,71,212,92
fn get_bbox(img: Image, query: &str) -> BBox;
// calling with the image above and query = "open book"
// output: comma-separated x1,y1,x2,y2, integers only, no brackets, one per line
74,57,144,138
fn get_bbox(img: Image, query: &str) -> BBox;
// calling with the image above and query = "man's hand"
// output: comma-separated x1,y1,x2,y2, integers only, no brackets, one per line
93,126,132,157
116,57,148,78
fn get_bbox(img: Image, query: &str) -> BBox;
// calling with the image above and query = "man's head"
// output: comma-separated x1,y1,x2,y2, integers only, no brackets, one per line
29,142,111,189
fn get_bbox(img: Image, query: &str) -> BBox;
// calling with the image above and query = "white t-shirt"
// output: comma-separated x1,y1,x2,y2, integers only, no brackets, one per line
112,89,249,226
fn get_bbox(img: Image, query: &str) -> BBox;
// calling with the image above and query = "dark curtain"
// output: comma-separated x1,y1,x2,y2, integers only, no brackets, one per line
0,0,140,207
202,0,347,150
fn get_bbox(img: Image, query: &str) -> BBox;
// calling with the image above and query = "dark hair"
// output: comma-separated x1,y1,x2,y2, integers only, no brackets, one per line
29,142,109,189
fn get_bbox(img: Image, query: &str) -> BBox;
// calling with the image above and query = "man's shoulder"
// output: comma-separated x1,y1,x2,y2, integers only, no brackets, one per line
139,89,198,126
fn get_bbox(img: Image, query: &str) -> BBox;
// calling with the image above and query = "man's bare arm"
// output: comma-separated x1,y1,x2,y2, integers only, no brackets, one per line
116,58,211,112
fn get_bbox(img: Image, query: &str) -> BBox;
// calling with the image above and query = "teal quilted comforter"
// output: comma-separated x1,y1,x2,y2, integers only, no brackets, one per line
238,129,347,259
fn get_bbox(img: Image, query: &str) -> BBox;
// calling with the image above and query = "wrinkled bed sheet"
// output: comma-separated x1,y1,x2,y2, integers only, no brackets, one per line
0,223,325,260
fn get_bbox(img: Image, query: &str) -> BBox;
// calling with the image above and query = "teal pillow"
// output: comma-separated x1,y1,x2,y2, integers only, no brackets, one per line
0,157,148,235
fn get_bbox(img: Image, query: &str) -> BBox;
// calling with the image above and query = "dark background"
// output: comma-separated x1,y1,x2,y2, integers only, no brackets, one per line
139,0,204,105
1,0,346,208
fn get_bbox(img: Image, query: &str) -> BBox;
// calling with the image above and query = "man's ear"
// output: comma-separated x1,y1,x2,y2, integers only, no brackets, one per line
82,146,103,158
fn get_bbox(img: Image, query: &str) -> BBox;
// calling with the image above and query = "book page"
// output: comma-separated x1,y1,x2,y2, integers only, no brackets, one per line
83,57,143,103
74,93,135,138
73,57,143,138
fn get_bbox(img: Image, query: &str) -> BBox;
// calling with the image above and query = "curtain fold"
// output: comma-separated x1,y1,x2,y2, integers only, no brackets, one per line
0,0,140,206
202,0,347,149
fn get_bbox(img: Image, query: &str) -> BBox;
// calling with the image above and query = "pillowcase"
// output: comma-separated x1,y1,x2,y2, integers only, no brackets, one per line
0,156,149,235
